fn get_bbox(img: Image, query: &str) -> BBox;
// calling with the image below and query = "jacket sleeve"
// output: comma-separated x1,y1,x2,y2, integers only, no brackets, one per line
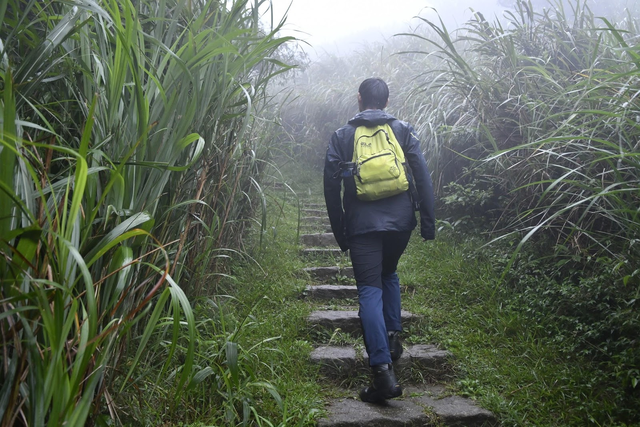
402,124,436,240
323,132,349,251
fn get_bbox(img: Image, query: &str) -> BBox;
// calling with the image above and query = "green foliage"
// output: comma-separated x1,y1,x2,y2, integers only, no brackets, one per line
117,297,288,426
501,249,640,399
0,0,293,424
401,229,640,425
440,178,503,230
104,164,324,425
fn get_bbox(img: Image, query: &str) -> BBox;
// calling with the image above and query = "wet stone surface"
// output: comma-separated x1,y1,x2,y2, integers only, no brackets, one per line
303,266,340,279
300,248,345,259
301,233,339,247
304,285,358,300
302,208,326,216
307,310,417,335
311,344,451,381
318,386,496,427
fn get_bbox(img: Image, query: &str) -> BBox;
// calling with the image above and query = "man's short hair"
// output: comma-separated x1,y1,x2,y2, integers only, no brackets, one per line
359,78,389,110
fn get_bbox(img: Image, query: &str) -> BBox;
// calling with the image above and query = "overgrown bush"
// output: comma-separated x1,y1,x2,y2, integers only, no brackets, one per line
487,241,640,422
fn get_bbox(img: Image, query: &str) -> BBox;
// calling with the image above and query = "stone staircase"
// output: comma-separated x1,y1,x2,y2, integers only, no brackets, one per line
299,202,496,427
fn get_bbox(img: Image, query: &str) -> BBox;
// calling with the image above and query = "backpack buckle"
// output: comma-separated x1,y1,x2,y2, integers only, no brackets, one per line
335,161,356,178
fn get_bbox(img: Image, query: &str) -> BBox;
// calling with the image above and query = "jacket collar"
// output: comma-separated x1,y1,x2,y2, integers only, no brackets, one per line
348,109,396,127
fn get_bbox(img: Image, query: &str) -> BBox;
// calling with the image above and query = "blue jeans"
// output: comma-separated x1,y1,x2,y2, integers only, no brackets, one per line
348,231,412,366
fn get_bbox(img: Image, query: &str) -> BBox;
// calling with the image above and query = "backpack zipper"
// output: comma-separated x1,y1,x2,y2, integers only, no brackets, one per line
360,151,395,164
356,151,401,181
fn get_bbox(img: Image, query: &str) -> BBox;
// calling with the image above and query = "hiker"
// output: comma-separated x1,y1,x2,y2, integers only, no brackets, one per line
323,77,436,403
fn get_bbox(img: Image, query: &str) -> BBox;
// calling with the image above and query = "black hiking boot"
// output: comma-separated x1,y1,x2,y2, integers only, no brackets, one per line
359,364,402,403
388,330,403,362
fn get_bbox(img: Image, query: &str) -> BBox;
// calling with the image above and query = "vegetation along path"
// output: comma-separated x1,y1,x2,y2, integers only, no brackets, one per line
226,165,640,426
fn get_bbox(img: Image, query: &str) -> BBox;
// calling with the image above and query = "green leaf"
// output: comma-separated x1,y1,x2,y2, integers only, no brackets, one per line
84,212,152,265
0,66,17,276
8,225,42,279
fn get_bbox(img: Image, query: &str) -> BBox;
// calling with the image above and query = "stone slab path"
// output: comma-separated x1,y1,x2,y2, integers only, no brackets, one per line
311,344,452,381
299,200,496,427
319,387,494,427
308,310,418,335
304,285,358,300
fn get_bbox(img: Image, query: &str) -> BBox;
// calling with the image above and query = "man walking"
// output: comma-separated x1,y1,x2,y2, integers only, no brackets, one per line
323,77,435,403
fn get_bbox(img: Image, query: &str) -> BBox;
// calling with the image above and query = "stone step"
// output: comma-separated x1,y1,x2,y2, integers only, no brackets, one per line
300,248,345,259
308,310,417,335
300,225,333,234
300,222,331,228
304,203,325,209
318,385,495,427
304,285,358,300
302,208,326,216
300,222,328,227
301,216,330,226
311,344,452,381
301,233,338,247
302,266,354,280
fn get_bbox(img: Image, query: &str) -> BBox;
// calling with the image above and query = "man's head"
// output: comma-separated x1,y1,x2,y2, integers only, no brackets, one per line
358,77,389,111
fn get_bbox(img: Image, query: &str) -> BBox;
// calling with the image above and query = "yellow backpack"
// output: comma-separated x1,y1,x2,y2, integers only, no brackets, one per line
352,123,409,201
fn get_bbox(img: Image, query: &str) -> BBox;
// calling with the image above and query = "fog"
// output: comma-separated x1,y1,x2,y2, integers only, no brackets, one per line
265,0,509,56
315,0,509,57
265,0,639,58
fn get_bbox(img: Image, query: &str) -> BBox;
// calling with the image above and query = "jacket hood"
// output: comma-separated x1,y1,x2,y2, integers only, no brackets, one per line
348,109,396,127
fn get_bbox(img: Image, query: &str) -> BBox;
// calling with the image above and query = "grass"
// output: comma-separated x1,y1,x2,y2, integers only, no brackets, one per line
110,170,328,425
400,229,640,426
208,189,326,425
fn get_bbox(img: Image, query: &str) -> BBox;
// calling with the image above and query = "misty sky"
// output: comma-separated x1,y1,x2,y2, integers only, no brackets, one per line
264,0,508,55
263,1,640,57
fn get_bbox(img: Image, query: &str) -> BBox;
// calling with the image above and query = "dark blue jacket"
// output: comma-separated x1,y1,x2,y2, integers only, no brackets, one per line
323,109,436,251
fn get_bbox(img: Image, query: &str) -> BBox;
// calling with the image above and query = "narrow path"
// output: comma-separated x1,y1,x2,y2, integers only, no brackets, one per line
298,201,496,426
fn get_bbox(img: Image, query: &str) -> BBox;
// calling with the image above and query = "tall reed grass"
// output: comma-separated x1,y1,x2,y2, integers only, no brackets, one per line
407,0,640,262
0,0,292,424
403,0,640,397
